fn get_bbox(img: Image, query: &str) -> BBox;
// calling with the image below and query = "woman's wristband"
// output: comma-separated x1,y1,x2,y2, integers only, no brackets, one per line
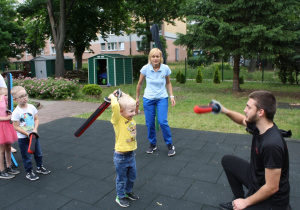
170,95,174,98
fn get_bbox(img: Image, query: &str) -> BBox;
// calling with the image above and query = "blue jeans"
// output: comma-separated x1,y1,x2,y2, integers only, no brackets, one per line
143,97,173,146
18,137,43,173
113,151,137,198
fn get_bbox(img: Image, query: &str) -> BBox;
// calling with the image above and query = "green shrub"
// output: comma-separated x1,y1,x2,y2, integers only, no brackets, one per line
13,77,80,99
130,55,148,80
187,57,206,68
180,73,186,84
176,70,181,82
213,66,221,84
195,67,203,83
239,76,244,84
82,84,102,96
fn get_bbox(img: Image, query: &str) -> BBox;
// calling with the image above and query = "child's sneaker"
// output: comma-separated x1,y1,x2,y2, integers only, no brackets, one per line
146,144,157,154
36,166,51,175
125,192,139,200
26,171,39,181
6,166,20,175
0,170,15,179
116,196,130,207
168,144,176,156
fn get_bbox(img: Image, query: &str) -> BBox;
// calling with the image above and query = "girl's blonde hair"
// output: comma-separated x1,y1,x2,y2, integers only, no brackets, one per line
148,48,164,64
0,87,8,95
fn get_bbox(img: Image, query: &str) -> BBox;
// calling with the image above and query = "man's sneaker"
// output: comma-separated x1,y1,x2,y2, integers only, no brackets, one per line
36,166,51,175
115,196,130,207
219,201,233,210
125,192,139,200
0,170,15,179
146,144,157,154
6,166,20,175
26,171,39,181
168,144,176,156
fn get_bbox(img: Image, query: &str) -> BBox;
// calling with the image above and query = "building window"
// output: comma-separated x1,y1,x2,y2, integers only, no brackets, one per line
119,42,124,51
136,41,141,50
51,46,56,54
107,42,117,51
101,43,106,51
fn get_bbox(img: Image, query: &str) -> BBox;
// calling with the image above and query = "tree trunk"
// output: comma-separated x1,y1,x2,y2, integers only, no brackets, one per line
75,51,83,70
47,0,74,78
232,55,241,92
248,58,256,73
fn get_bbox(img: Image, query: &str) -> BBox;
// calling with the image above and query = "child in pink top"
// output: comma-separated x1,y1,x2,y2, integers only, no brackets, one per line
0,87,19,179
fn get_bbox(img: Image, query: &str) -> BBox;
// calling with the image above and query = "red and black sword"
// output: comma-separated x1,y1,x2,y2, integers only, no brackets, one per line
74,89,122,137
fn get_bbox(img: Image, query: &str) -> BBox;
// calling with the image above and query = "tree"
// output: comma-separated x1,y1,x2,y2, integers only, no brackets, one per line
177,0,299,91
46,0,76,77
0,0,26,61
64,0,131,69
128,0,186,56
18,0,132,74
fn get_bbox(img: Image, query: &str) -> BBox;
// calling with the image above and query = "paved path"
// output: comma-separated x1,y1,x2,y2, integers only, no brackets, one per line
31,99,100,124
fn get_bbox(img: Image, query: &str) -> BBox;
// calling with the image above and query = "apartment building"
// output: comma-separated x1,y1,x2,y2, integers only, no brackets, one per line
12,20,187,63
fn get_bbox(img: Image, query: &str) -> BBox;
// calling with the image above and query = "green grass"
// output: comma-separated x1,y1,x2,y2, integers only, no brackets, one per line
75,77,300,140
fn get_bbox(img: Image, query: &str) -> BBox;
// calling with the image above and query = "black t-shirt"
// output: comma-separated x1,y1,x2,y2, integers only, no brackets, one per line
248,123,290,206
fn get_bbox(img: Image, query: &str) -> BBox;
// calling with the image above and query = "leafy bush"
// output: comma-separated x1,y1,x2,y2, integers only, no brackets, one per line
130,55,148,80
213,66,221,84
180,73,186,84
176,70,181,82
239,76,244,84
188,57,206,68
13,77,80,99
82,84,102,96
195,67,203,83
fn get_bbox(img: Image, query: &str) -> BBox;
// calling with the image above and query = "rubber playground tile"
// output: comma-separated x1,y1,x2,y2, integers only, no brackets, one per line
175,138,206,151
223,133,252,145
0,182,37,209
201,142,235,155
145,194,203,210
73,160,115,180
47,155,94,172
141,173,194,199
174,149,215,164
142,158,187,175
183,180,233,208
178,162,223,183
198,130,228,143
59,177,114,204
4,189,71,210
94,188,158,210
170,127,202,141
44,140,79,154
62,144,100,157
59,200,100,210
28,169,83,193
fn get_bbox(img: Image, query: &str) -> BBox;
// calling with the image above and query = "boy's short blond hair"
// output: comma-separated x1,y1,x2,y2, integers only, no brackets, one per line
118,93,136,110
11,86,26,98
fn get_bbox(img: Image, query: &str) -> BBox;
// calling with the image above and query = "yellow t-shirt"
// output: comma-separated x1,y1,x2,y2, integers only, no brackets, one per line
111,97,137,152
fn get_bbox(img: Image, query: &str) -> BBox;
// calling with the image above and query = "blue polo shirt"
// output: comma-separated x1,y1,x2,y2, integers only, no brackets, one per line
140,63,171,100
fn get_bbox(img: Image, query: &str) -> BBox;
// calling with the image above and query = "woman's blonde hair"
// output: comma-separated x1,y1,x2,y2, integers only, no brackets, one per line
148,48,164,64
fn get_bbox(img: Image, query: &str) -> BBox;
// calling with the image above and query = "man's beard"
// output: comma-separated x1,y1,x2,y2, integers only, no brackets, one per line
246,113,259,124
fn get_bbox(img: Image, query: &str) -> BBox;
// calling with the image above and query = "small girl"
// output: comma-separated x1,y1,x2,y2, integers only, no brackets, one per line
0,87,19,179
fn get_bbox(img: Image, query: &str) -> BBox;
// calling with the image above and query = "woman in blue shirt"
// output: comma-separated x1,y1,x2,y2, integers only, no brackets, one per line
136,48,176,156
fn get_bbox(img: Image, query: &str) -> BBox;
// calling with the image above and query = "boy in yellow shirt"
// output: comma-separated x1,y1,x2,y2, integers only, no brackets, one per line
108,90,139,208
